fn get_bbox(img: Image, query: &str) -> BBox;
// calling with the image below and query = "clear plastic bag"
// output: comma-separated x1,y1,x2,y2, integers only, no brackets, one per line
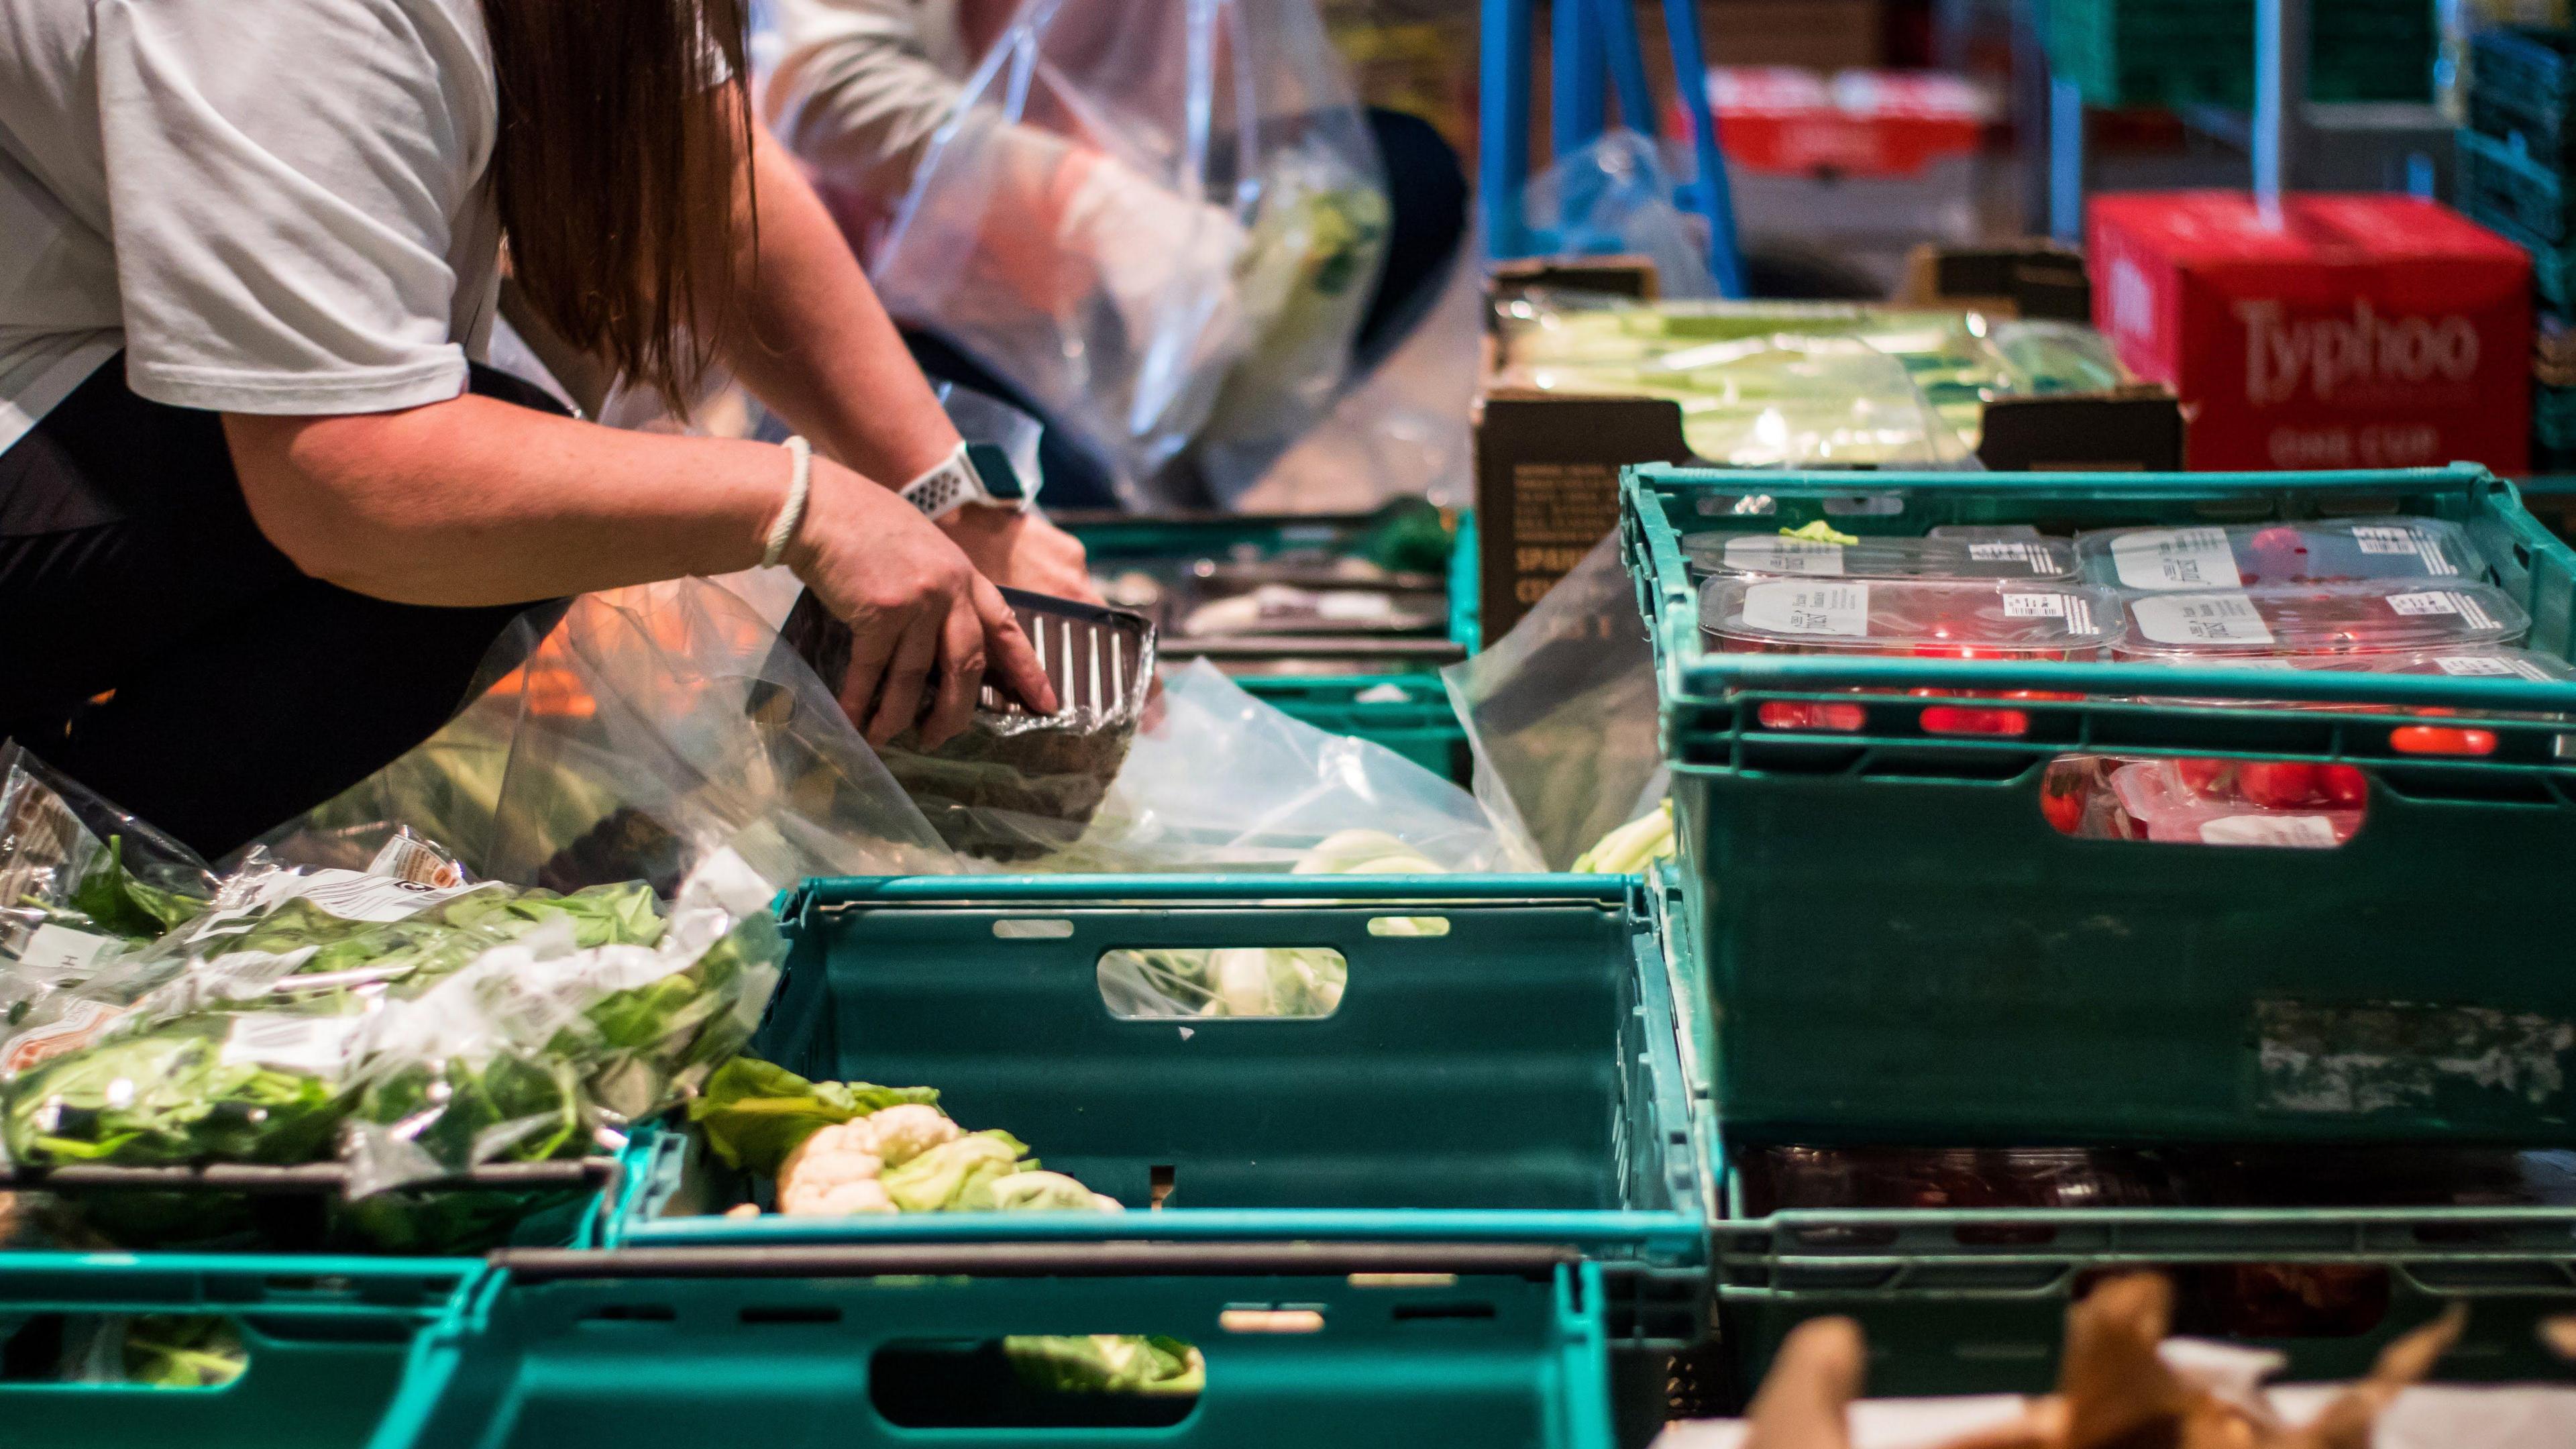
1442,535,1668,871
871,0,1387,506
1029,661,1520,873
252,577,960,892
1520,129,1721,299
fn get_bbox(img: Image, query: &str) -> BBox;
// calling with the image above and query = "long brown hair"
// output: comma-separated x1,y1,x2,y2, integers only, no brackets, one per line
482,0,753,415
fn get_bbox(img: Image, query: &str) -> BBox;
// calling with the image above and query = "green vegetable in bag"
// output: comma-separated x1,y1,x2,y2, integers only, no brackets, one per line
1004,1334,1206,1397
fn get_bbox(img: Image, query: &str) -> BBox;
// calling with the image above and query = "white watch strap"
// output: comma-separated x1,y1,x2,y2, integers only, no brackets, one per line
900,441,983,519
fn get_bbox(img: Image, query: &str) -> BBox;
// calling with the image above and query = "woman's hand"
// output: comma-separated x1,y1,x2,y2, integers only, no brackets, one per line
788,460,1057,747
941,505,1102,604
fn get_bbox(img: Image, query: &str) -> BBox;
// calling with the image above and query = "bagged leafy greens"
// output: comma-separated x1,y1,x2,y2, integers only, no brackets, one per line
2,842,784,1195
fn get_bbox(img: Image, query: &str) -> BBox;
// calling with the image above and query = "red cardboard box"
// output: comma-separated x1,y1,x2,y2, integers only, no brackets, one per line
2090,193,2531,473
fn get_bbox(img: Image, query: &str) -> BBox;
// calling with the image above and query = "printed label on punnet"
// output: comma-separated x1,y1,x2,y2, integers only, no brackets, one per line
0,998,127,1075
2130,593,2275,647
2200,814,2344,848
2000,592,2095,633
2432,654,2554,680
2111,527,2238,590
1968,541,2063,572
1722,537,1845,576
1740,580,1871,637
2386,590,2497,630
2350,524,2423,556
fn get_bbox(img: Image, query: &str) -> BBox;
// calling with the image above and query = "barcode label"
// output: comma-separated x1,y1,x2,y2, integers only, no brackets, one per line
1722,537,1845,576
1968,541,2060,572
292,871,481,922
2000,592,2095,633
2349,523,2421,551
2110,527,2238,590
1739,580,1871,637
2200,814,2344,849
2386,590,2494,629
2130,593,2276,647
219,1013,362,1077
2433,653,2553,681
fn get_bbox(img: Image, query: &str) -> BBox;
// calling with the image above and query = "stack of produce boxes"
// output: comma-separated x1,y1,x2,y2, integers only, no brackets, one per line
1623,463,2576,1399
2457,26,2576,465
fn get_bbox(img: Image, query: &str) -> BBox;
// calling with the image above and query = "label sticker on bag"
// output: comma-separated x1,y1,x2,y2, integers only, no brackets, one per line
2200,814,2344,848
2130,593,2275,647
1722,537,1845,576
2433,654,2553,681
220,1013,363,1076
1740,581,1870,637
2110,527,2238,590
13,924,115,985
2000,592,2095,633
1,999,127,1075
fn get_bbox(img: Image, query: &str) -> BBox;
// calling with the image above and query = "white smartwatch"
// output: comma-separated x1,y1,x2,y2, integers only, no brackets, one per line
900,441,1038,520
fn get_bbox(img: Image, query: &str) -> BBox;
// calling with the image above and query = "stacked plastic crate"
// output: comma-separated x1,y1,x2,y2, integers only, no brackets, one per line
1621,462,2576,1397
2047,0,2438,109
2457,27,2576,465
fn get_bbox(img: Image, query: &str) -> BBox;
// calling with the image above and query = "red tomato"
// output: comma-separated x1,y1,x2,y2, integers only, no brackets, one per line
2238,760,2321,808
2041,785,2085,835
2318,764,2368,806
1922,705,2030,737
2390,724,2498,756
1758,702,1866,732
2176,757,2229,796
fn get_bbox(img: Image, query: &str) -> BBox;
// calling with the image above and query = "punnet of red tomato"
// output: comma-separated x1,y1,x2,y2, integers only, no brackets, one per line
2074,518,2480,592
1699,576,2121,656
2110,579,2530,661
1686,530,2079,582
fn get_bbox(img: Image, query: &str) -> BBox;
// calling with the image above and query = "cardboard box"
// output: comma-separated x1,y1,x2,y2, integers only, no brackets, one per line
1474,266,2187,638
1900,241,2093,323
2090,192,2532,474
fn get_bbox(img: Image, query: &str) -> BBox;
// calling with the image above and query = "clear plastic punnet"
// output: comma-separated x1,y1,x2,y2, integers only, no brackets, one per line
2109,759,2363,849
1699,576,2122,657
2076,517,2482,592
2112,580,2530,660
1684,530,2078,581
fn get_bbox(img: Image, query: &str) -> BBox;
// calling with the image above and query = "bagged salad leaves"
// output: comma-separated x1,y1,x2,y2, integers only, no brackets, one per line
1,826,784,1195
1,746,216,1062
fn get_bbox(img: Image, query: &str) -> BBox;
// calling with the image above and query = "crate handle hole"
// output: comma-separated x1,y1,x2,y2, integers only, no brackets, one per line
870,1339,1202,1428
994,918,1075,940
1150,1165,1175,1210
1367,916,1449,937
581,1303,678,1325
2042,755,2363,847
1096,949,1346,1019
1389,1302,1499,1323
1,1314,246,1390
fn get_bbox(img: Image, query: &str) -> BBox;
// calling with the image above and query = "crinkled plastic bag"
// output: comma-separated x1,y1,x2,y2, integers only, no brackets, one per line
254,578,959,893
1444,535,1668,871
1035,661,1523,873
0,745,213,996
871,0,1387,505
1520,129,1721,299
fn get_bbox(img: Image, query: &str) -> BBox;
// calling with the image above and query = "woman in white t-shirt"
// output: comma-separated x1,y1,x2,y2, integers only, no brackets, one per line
0,0,1094,853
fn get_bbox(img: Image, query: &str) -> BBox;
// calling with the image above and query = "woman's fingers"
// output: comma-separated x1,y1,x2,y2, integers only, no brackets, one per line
919,598,989,749
834,607,900,732
863,606,942,746
974,578,1057,715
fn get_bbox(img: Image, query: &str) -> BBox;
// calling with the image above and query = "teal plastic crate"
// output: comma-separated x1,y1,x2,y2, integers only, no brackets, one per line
608,875,1710,1347
1238,672,1470,782
1714,1199,2576,1400
0,1254,478,1449
2046,0,2434,109
1623,462,2576,1146
370,1246,1617,1449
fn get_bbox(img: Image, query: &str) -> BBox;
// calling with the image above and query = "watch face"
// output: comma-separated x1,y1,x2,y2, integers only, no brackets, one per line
965,443,1028,502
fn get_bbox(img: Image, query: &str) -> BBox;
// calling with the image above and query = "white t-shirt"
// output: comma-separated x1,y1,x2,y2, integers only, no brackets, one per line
0,0,501,458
